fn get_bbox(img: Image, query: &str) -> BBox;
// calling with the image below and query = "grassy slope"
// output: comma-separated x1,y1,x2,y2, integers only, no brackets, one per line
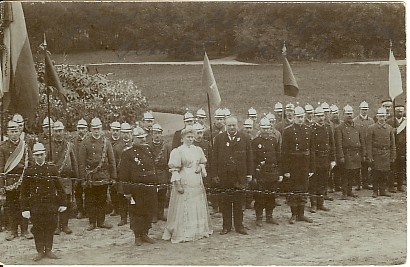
94,62,406,121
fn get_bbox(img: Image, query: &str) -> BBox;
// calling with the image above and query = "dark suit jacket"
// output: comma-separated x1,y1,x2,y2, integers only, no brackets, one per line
212,131,254,189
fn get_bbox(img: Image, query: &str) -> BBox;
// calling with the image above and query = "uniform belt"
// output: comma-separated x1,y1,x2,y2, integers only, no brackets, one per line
139,170,156,176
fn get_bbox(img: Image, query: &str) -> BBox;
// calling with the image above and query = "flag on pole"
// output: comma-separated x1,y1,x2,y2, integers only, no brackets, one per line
201,52,221,107
1,2,39,123
282,42,299,97
45,50,67,107
388,49,403,101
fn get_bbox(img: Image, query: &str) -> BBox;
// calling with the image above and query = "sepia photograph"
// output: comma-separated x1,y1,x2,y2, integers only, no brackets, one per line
0,0,406,265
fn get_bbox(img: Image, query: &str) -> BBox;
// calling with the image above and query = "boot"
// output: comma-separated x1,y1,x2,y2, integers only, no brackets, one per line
61,212,72,234
255,209,263,227
117,213,127,226
86,223,96,231
21,218,33,239
6,231,18,241
289,206,297,224
372,191,378,198
388,187,397,193
45,251,60,259
296,206,313,223
141,233,156,244
317,197,330,211
310,196,317,213
134,232,142,246
22,230,34,239
33,252,44,261
379,190,391,197
266,216,279,225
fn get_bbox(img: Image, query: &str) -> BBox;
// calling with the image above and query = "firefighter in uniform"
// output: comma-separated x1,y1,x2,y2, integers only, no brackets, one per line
172,111,195,149
45,121,78,235
334,105,366,200
73,118,89,219
108,121,121,217
204,108,226,142
37,117,54,146
20,143,66,261
113,122,133,226
149,123,171,222
282,106,315,224
118,126,158,246
141,111,155,144
304,104,315,126
275,103,294,133
353,101,374,190
251,117,281,226
387,105,406,192
309,107,335,213
329,104,342,192
78,117,117,231
368,108,396,197
274,102,283,123
241,118,258,140
0,121,33,241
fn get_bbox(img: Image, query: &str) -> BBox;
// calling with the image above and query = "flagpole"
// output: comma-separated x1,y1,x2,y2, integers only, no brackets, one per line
207,92,214,149
389,40,397,129
43,34,53,161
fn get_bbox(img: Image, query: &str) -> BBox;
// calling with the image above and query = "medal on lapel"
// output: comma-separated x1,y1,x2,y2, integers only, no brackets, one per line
134,157,141,165
226,142,230,147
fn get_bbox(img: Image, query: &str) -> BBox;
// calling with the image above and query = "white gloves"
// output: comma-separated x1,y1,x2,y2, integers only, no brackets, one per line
284,173,291,178
246,175,253,182
308,173,314,178
200,164,207,178
58,206,67,212
330,161,336,169
278,176,284,182
22,211,31,219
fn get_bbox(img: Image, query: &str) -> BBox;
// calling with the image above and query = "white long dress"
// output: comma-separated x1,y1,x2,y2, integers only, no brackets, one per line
162,144,213,243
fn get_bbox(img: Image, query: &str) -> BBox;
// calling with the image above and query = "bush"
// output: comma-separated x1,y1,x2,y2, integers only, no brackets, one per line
34,63,148,133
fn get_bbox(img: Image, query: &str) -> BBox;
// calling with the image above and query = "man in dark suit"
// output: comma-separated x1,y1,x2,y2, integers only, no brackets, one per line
118,126,158,246
212,116,253,235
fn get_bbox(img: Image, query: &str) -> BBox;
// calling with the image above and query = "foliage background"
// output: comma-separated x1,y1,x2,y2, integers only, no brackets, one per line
24,2,405,61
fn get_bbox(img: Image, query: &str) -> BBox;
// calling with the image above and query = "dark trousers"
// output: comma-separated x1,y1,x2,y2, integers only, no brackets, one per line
372,170,388,194
309,168,328,205
330,165,342,190
75,183,85,214
5,189,28,234
254,192,275,218
31,204,58,253
57,194,71,229
129,204,152,236
360,161,370,187
220,191,244,231
394,156,406,187
118,193,129,221
85,185,108,225
342,168,360,196
157,188,167,216
109,185,119,214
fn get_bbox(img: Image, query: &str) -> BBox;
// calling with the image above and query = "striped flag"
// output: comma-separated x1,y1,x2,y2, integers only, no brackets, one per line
201,52,221,107
1,2,39,123
388,49,403,101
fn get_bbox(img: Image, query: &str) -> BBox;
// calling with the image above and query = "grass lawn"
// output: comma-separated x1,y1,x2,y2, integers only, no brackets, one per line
93,62,406,122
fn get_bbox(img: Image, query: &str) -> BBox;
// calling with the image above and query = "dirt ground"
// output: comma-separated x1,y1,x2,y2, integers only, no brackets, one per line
0,188,406,265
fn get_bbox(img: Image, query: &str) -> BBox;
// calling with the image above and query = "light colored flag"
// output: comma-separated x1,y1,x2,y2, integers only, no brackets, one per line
201,52,221,107
1,2,39,123
388,49,403,101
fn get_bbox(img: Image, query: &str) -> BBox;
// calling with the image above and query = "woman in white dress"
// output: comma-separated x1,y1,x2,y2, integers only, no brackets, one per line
162,126,213,243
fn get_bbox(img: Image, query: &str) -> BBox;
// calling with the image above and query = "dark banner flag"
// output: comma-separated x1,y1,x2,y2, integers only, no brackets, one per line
45,50,67,107
282,43,299,97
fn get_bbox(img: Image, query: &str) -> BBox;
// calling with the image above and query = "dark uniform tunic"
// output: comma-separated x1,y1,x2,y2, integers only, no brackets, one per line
44,138,78,231
72,132,89,215
0,139,31,236
212,131,253,231
310,123,335,201
78,136,117,226
281,124,315,206
334,121,366,196
251,135,281,218
20,163,66,253
108,135,121,215
367,122,396,194
387,117,406,188
118,144,158,236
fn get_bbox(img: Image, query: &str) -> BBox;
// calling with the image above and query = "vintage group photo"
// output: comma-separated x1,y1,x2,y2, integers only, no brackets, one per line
0,1,406,265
